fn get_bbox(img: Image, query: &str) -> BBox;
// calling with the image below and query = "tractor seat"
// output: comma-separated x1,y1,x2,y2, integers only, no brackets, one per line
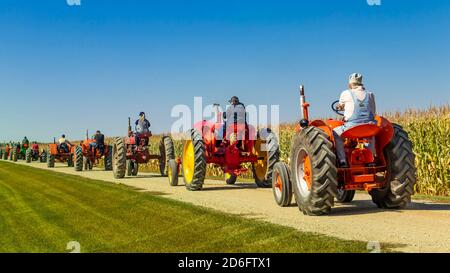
341,123,380,139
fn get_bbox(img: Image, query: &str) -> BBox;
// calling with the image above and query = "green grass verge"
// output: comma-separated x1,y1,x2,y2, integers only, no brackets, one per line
412,194,450,203
0,161,368,253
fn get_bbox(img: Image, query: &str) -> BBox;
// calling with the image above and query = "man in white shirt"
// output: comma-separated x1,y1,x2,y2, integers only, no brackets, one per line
333,73,377,167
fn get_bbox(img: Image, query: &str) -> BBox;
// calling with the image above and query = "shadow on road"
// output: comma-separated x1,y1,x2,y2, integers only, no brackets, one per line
201,183,258,191
331,199,450,216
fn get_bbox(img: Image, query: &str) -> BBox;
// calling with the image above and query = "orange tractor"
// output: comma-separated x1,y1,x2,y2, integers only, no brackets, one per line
167,103,280,191
74,131,113,171
112,117,175,178
272,86,416,215
47,138,75,168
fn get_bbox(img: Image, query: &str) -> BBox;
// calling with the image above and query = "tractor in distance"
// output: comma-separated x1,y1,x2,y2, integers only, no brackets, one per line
47,137,75,168
112,117,175,178
74,130,113,171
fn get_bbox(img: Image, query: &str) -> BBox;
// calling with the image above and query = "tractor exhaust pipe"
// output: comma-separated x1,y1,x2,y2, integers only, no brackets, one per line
213,103,221,123
299,85,309,128
128,117,132,136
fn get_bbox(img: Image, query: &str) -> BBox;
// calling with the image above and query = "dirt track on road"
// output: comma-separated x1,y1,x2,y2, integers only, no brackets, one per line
11,161,450,253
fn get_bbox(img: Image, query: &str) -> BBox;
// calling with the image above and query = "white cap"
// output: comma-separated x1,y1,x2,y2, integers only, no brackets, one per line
349,73,363,85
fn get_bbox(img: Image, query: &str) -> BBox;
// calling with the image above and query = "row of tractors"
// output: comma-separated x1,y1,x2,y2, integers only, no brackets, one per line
0,142,46,163
1,86,417,216
112,86,415,215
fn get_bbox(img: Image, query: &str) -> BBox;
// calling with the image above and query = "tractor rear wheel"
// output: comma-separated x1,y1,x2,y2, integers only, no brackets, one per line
113,137,126,178
167,159,179,186
272,162,293,207
370,124,416,209
182,129,206,191
67,154,74,167
336,189,356,203
159,136,175,176
47,149,55,168
252,128,280,188
26,148,32,163
74,146,83,171
12,149,18,162
104,145,113,171
225,173,237,185
290,127,338,216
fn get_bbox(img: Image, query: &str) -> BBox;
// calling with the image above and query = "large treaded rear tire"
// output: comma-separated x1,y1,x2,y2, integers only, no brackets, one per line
370,124,416,209
183,129,206,191
113,137,126,178
290,127,338,216
159,136,175,176
26,148,32,163
104,145,113,171
253,128,280,188
74,146,83,171
12,149,18,162
47,149,55,168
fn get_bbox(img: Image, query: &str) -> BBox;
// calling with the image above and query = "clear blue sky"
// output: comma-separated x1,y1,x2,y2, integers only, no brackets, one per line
1,0,449,142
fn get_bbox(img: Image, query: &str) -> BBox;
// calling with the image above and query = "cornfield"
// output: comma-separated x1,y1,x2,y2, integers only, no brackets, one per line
142,105,450,196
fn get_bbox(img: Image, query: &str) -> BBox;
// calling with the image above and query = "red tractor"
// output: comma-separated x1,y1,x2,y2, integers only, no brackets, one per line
74,131,113,171
167,104,280,191
272,86,416,215
47,138,75,168
112,118,175,178
1,144,11,160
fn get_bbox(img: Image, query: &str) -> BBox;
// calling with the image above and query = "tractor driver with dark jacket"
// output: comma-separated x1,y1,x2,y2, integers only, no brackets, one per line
135,112,151,146
220,96,247,145
92,130,105,155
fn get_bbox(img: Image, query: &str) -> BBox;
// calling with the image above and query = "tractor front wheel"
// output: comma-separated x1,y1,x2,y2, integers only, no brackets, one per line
252,128,280,188
113,137,126,178
336,189,356,203
182,129,206,191
370,124,416,209
290,127,337,216
225,173,238,185
272,162,293,207
168,159,179,186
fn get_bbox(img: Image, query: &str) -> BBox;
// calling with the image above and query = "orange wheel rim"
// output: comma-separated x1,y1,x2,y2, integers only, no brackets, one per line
303,155,312,190
275,173,283,192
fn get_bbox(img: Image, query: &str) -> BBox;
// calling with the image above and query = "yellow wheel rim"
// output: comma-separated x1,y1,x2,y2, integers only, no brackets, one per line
183,140,195,184
254,138,268,180
225,173,231,181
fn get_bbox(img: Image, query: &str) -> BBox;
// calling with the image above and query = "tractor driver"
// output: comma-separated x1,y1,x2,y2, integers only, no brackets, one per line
220,96,247,144
92,130,105,155
58,134,72,153
333,73,377,168
135,112,151,146
22,136,29,149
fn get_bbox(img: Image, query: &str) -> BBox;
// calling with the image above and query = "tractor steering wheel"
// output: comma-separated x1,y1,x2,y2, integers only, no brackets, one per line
331,100,345,116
